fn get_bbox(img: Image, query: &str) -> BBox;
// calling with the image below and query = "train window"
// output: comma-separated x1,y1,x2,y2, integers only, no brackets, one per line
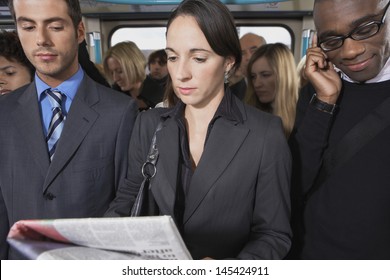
110,25,292,57
111,27,166,58
111,27,166,49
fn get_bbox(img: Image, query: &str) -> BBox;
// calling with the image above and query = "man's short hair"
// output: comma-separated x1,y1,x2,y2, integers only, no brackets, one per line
148,49,167,68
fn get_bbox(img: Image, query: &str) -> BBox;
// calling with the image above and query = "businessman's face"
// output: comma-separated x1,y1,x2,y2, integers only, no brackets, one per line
13,0,85,87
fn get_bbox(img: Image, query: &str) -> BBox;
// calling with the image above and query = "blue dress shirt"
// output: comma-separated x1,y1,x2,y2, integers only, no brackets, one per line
36,66,84,136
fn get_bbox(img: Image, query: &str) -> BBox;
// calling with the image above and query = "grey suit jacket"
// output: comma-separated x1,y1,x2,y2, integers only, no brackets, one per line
106,94,292,259
0,74,138,259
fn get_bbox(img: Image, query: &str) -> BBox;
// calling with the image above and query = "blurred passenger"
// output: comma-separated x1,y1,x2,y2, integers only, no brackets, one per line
240,32,266,78
138,49,167,108
106,0,291,260
229,32,266,100
148,49,168,81
103,41,148,110
0,30,34,95
245,43,299,137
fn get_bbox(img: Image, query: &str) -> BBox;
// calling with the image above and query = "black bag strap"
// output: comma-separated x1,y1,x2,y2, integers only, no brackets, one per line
130,121,163,217
305,95,390,201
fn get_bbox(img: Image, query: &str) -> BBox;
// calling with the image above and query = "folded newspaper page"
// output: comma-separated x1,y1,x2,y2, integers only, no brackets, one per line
7,216,192,260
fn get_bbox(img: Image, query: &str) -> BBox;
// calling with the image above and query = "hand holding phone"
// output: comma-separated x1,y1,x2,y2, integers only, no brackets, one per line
304,32,342,104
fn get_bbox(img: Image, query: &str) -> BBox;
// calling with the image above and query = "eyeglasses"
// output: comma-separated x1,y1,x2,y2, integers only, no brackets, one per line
319,1,390,52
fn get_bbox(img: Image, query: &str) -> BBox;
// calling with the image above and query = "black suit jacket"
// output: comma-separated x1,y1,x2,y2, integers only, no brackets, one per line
106,94,292,259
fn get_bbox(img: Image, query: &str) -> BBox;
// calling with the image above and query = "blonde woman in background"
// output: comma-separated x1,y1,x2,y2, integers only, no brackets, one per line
245,43,299,137
103,41,148,110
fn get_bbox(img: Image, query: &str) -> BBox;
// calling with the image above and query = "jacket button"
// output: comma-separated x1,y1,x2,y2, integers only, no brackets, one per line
44,192,56,200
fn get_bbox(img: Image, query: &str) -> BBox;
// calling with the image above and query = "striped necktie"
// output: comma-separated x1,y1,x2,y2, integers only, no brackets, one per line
45,89,66,161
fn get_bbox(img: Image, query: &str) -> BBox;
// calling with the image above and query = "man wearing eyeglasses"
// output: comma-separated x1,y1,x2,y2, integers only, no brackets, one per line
289,0,390,259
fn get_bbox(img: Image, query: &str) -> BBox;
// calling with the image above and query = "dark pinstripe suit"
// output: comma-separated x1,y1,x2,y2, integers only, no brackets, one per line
0,74,138,259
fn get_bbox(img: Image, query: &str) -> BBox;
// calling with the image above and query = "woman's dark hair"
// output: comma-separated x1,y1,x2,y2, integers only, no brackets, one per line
0,30,35,79
164,0,241,106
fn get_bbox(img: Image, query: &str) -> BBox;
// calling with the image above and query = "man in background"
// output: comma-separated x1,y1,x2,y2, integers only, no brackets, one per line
139,49,168,107
239,32,267,78
229,32,266,100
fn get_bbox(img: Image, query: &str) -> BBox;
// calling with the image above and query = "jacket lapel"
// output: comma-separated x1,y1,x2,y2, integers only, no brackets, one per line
43,76,99,192
150,118,179,216
183,117,249,223
12,83,50,177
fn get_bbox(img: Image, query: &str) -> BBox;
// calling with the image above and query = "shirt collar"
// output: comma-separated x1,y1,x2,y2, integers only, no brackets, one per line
337,57,390,83
36,65,84,100
161,87,243,124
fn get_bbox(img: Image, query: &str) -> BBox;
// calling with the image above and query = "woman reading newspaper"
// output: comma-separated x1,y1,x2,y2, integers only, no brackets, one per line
105,0,292,260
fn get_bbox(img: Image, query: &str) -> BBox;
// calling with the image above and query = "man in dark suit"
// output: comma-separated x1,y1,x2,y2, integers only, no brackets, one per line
0,0,137,259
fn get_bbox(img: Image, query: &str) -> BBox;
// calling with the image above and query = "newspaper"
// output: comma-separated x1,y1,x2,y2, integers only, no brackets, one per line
7,216,192,260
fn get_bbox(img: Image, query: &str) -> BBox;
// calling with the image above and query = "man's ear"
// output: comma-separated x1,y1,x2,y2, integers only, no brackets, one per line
77,21,86,44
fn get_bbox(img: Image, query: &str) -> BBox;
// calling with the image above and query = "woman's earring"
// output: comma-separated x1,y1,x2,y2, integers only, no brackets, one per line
224,71,229,84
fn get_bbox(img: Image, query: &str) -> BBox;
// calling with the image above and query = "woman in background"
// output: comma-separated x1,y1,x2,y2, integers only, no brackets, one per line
103,41,148,110
245,43,299,137
0,30,34,95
